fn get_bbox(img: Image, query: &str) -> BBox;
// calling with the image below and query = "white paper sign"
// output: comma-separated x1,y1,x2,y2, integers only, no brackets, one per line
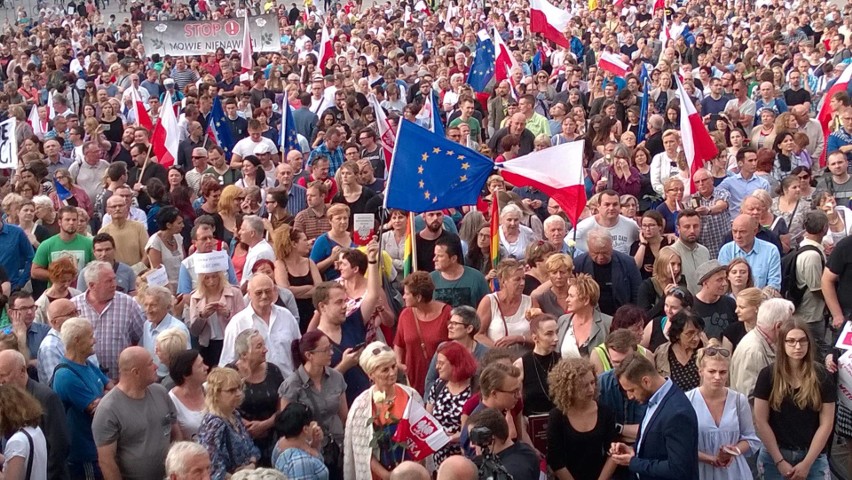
353,213,375,246
146,265,170,287
0,118,17,170
195,251,230,274
836,321,852,350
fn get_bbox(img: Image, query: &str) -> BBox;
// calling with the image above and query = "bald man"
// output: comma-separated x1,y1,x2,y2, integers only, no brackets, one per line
0,350,70,480
721,195,784,255
218,274,301,375
92,346,182,480
437,456,478,480
718,214,782,290
38,298,101,384
388,461,430,480
488,112,536,157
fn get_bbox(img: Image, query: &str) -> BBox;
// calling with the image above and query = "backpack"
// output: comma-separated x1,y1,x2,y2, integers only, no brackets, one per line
779,245,824,303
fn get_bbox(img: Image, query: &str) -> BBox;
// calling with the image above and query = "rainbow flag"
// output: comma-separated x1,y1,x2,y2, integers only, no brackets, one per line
490,199,501,290
403,212,416,276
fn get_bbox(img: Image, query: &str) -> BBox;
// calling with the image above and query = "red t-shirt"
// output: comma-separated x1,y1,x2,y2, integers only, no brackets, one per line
393,303,451,396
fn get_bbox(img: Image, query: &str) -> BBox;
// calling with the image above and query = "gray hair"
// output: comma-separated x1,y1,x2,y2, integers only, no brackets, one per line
543,215,566,230
60,317,92,347
235,329,262,358
83,261,112,286
756,298,794,329
612,143,631,159
450,305,481,336
230,469,286,480
500,203,522,219
242,215,265,236
587,228,613,249
648,114,664,130
31,195,53,209
144,285,173,309
165,442,209,477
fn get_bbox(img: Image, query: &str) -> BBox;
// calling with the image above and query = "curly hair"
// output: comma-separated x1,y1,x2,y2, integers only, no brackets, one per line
48,255,78,284
204,367,244,421
402,271,435,302
548,357,596,413
0,384,43,436
570,273,600,307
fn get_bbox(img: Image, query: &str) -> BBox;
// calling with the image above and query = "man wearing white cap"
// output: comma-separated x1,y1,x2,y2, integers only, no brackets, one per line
254,143,277,180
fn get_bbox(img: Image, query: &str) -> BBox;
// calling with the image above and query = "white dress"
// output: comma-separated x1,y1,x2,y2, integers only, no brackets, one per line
685,388,761,480
145,233,185,291
485,292,532,343
168,389,204,440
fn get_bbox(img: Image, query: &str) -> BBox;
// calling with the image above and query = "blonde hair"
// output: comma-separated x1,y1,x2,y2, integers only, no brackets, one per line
570,273,600,307
548,358,596,412
218,185,244,215
545,253,574,274
495,258,523,282
326,203,351,221
358,341,396,375
651,247,680,284
0,384,43,436
696,337,728,369
204,367,243,421
737,287,763,310
156,328,188,366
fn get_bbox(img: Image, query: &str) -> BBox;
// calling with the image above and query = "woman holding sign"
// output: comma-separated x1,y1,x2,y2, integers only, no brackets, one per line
189,251,246,367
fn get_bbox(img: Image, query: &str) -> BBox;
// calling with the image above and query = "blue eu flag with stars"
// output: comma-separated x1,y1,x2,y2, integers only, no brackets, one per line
467,30,495,92
384,120,494,213
210,96,236,157
280,96,300,155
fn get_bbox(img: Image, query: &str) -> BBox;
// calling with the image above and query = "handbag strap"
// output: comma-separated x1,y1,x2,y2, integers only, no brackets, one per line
493,294,509,338
411,309,429,360
20,428,34,480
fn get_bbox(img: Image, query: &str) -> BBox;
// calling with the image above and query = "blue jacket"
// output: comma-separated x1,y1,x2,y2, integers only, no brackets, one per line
574,250,642,306
0,222,34,289
630,382,699,480
597,370,647,426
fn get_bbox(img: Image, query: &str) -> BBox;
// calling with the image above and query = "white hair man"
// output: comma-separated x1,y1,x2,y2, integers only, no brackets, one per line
140,285,190,378
543,215,569,253
238,215,276,284
730,297,794,399
573,228,643,316
166,441,211,480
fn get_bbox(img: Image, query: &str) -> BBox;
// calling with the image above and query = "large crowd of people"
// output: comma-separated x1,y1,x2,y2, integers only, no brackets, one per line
0,0,851,478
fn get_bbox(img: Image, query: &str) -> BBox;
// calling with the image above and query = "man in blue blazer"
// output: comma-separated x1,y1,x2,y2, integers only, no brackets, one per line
609,353,699,480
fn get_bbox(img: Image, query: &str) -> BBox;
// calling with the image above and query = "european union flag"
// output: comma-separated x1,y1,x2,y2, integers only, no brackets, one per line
210,96,236,156
531,51,542,74
54,178,72,202
280,96,300,155
385,121,494,213
467,30,495,92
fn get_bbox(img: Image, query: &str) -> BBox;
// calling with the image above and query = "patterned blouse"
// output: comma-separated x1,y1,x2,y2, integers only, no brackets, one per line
427,381,472,464
198,411,261,480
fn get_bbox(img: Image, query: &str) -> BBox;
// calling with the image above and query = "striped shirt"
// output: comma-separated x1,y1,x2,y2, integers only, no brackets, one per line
170,68,200,91
72,291,145,381
293,206,331,240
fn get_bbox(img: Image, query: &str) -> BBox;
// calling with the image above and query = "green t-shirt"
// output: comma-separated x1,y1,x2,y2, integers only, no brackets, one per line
430,267,489,309
33,234,94,273
448,117,482,143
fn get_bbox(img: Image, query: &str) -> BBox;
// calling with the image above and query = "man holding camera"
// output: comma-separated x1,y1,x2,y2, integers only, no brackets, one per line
467,408,540,480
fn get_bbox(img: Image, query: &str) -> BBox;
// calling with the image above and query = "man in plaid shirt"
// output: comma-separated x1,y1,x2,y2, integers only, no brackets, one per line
691,169,731,259
72,261,145,381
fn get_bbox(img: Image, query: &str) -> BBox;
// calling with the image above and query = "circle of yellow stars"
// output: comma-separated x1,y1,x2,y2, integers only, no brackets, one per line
418,146,469,204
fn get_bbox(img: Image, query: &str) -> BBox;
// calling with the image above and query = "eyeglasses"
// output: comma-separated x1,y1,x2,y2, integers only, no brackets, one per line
703,346,730,358
448,320,469,327
798,174,810,180
784,337,809,347
191,156,206,159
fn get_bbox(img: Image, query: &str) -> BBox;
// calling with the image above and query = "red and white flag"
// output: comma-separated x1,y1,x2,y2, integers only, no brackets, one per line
493,28,521,83
367,94,395,172
46,91,55,120
413,0,430,15
530,0,571,48
151,93,179,168
499,140,587,226
817,63,852,166
674,76,718,191
240,14,253,73
318,25,334,74
28,105,48,138
659,13,671,44
653,0,664,12
598,52,630,77
131,88,153,131
391,395,450,461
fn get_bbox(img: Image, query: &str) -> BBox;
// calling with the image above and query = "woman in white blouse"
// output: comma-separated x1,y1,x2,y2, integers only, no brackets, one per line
381,209,408,281
476,259,535,349
556,274,612,359
168,349,209,440
686,339,761,480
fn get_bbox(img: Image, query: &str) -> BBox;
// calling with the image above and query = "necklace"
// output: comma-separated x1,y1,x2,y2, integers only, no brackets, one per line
530,351,557,411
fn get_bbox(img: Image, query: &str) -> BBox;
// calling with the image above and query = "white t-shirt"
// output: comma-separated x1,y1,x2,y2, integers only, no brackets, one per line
4,426,48,480
232,137,279,160
568,215,640,255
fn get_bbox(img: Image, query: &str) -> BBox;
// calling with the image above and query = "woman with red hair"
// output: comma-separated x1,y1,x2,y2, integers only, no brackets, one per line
425,340,477,464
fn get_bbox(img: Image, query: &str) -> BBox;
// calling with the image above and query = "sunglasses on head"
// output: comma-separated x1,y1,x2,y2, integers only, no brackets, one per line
704,346,730,358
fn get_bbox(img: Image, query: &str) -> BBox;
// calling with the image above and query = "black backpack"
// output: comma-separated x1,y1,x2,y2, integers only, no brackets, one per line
779,245,824,303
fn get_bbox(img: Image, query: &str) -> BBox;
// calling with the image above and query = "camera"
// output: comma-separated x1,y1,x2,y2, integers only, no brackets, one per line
469,426,513,480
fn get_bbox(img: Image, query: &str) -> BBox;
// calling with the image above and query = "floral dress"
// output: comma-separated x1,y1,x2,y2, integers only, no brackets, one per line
427,381,472,464
198,412,261,480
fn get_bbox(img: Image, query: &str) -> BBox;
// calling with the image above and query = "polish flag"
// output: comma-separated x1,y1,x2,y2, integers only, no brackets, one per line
598,52,630,77
46,91,55,120
318,25,334,74
530,0,571,48
674,76,718,191
367,94,395,172
653,0,664,12
414,0,430,15
493,29,521,83
499,140,587,226
817,63,852,167
391,395,450,461
28,106,48,138
151,93,179,168
240,14,253,73
131,89,153,131
660,13,671,44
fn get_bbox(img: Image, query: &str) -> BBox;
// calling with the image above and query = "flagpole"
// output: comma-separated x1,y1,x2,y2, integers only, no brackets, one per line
381,118,406,211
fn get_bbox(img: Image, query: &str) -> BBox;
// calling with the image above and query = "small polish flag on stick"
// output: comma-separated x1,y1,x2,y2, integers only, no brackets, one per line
598,52,630,77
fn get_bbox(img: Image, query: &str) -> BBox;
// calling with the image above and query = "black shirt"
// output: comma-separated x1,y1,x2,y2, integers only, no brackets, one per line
753,365,836,452
722,321,748,352
415,230,461,273
828,235,852,315
491,442,541,480
546,405,617,480
784,88,811,107
360,146,385,178
593,261,616,316
693,295,737,340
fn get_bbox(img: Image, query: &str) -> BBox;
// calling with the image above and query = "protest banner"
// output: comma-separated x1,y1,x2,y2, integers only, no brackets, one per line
142,15,279,56
0,118,16,170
